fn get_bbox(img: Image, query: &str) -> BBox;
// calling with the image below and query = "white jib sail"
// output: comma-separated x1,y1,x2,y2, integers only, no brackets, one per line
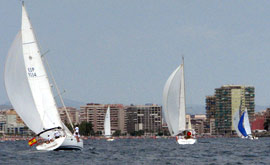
232,110,242,137
104,106,111,137
243,108,252,136
163,64,186,136
5,5,63,138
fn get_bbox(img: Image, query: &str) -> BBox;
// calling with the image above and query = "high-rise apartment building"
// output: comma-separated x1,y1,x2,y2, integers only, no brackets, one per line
58,107,79,124
126,104,162,136
214,85,255,135
205,96,216,134
80,104,126,134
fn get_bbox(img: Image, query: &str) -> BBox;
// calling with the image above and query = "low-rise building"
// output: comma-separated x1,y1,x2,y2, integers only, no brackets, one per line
5,109,26,134
251,111,265,131
0,111,6,134
190,114,206,135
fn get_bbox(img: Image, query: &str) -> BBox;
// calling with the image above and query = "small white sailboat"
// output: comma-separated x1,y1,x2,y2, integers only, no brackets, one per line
233,108,258,140
4,2,83,150
104,106,114,141
163,57,196,145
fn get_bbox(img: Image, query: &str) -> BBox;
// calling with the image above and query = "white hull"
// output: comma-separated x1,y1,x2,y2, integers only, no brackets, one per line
36,135,83,151
36,136,65,151
56,135,83,150
177,137,197,145
106,138,114,142
248,136,258,140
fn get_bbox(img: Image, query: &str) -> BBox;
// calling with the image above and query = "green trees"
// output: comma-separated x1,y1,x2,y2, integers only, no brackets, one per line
65,121,94,136
79,121,95,136
112,130,121,136
130,130,145,136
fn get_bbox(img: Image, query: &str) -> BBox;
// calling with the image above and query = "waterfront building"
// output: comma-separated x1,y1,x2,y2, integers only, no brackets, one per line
5,109,26,134
205,96,216,134
126,104,162,136
209,118,215,135
264,108,270,131
190,114,206,135
214,85,255,135
251,111,265,131
58,107,79,125
0,111,6,134
80,103,126,135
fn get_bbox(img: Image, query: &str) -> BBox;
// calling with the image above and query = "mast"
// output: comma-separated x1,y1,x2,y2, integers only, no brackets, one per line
182,56,186,126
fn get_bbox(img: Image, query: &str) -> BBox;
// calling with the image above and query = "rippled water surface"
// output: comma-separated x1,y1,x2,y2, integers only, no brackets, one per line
1,137,270,164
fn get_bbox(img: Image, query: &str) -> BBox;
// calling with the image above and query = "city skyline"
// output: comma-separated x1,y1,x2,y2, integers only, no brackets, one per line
2,1,270,107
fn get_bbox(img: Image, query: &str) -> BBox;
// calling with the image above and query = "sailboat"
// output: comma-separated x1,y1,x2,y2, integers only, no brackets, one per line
4,2,83,150
163,57,197,145
232,109,243,138
233,108,258,140
104,106,114,141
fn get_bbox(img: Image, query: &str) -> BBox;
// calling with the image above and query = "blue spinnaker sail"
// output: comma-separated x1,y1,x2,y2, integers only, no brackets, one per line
238,111,248,137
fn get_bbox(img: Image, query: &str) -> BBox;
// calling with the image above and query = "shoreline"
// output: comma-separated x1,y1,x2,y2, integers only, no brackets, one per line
2,133,270,141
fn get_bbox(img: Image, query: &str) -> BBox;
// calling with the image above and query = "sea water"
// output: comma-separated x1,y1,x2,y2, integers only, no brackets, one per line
0,137,270,164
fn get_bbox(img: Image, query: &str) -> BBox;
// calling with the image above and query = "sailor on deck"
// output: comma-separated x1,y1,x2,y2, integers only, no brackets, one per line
74,126,80,142
47,135,52,144
74,126,80,136
54,130,60,139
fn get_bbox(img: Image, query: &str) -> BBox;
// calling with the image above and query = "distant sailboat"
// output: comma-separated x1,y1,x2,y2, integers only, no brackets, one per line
104,106,114,141
233,109,242,138
4,2,83,150
163,57,196,145
233,108,257,140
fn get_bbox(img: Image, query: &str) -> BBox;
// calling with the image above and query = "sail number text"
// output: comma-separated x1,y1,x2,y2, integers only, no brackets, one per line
27,67,37,77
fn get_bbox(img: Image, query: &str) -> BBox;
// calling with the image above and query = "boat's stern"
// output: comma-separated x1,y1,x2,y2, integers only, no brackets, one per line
55,135,83,150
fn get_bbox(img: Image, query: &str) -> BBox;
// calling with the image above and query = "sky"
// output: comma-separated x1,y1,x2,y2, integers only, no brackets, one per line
1,0,270,107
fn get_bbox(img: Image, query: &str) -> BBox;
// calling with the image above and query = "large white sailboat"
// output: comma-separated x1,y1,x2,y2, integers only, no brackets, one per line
163,57,196,145
4,2,83,151
104,106,114,141
233,108,258,140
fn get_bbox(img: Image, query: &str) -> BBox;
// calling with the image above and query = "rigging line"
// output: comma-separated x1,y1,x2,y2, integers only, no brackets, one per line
54,90,66,99
42,55,74,131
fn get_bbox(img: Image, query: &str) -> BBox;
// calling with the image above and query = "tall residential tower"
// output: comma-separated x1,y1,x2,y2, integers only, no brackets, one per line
206,85,255,135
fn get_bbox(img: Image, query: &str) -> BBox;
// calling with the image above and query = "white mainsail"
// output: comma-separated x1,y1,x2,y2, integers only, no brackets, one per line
163,62,186,136
104,106,111,137
4,4,63,139
243,108,252,136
